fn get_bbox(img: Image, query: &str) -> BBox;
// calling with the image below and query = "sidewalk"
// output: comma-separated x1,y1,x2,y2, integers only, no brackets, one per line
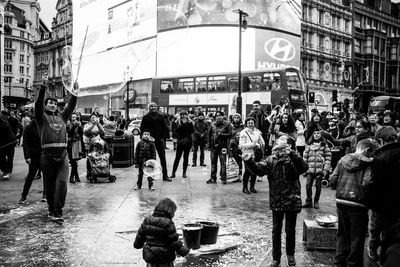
0,143,370,266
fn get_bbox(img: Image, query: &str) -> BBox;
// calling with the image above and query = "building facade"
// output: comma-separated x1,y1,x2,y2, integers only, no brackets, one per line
353,0,400,112
2,0,41,110
0,2,4,111
32,0,72,106
300,0,353,112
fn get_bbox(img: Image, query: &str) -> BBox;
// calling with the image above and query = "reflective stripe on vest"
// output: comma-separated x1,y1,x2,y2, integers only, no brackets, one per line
42,143,67,149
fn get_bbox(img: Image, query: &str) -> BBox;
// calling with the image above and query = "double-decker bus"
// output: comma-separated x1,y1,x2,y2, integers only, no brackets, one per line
152,67,307,117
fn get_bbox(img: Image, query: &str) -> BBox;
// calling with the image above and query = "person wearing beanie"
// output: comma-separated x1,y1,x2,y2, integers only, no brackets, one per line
192,112,209,167
207,111,232,184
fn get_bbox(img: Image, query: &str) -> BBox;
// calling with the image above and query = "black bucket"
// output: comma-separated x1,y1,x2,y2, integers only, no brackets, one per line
198,221,219,245
182,223,203,250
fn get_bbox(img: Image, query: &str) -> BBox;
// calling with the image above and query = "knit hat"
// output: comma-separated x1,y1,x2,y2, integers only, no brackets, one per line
233,113,241,119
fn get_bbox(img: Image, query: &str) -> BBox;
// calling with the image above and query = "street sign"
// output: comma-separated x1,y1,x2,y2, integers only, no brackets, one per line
123,89,136,102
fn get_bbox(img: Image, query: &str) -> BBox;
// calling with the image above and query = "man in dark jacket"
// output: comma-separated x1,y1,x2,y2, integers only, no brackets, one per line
0,110,23,179
207,111,232,184
140,102,171,181
248,100,271,155
35,81,77,222
19,119,45,204
365,126,400,266
192,112,208,167
0,112,18,179
244,135,308,267
329,138,378,267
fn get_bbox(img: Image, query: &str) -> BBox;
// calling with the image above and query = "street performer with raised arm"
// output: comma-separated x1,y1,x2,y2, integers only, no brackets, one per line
35,78,78,223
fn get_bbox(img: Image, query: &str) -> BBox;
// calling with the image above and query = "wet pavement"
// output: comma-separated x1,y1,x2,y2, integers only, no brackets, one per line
0,141,378,266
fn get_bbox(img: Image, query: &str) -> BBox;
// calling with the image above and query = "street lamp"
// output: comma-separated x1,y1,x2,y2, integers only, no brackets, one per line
233,9,248,116
123,65,133,129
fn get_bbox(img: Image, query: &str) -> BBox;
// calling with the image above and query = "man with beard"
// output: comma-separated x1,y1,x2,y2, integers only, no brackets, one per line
192,112,208,167
140,102,172,181
35,81,77,222
207,111,232,184
248,100,271,155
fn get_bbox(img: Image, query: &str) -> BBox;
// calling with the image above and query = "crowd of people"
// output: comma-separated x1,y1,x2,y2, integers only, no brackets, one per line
2,88,400,266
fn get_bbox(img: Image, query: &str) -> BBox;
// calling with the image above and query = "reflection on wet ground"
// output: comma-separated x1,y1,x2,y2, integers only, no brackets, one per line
0,151,337,266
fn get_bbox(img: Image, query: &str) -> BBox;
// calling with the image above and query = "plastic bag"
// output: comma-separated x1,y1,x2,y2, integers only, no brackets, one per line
226,156,240,183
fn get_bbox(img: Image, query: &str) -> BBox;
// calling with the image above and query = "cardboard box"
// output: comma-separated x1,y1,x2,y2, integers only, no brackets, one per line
303,219,337,250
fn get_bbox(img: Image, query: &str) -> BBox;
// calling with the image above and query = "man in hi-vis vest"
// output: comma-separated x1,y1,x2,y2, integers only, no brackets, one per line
35,80,77,223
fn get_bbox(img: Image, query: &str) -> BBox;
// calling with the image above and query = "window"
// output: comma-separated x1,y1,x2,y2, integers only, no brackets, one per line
20,42,25,51
20,31,25,38
27,55,30,63
27,46,30,53
20,55,24,63
5,16,12,24
354,39,361,53
207,76,226,92
355,14,361,28
364,36,372,54
177,78,194,93
4,65,12,73
195,77,207,92
373,37,379,55
27,67,30,75
20,66,24,74
5,40,12,48
19,78,24,84
263,72,281,91
5,52,12,61
160,80,174,93
390,44,398,60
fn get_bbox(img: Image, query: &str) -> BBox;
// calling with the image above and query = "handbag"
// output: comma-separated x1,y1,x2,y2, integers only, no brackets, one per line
226,156,240,182
245,131,264,161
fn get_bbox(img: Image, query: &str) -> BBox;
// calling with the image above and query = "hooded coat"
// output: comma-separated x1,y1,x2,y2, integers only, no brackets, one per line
246,149,308,212
133,211,190,264
329,153,373,208
303,142,332,174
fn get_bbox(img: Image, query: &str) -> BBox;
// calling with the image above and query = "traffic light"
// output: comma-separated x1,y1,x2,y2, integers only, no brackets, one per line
242,76,250,92
337,102,342,111
308,92,315,103
332,90,338,103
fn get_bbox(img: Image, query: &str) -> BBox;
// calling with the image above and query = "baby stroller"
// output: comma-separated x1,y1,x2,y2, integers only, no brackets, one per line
86,137,116,183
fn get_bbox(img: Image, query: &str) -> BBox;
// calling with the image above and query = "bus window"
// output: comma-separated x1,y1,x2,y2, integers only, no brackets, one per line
263,72,281,91
161,80,174,93
208,76,227,92
249,76,262,91
178,78,194,93
229,77,238,91
195,77,207,92
286,71,301,90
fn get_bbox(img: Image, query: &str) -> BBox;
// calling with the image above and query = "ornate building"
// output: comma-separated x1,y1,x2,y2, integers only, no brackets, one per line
353,0,400,112
301,0,353,112
33,0,72,106
2,0,41,110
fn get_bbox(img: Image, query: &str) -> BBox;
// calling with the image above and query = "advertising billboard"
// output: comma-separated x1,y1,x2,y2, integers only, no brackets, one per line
72,0,157,95
157,0,301,35
72,0,301,95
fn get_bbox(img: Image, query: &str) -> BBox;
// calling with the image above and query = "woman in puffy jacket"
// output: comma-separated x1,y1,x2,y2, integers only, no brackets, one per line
303,130,331,209
239,117,265,194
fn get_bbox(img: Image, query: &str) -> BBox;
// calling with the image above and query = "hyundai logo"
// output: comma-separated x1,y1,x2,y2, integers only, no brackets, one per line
264,38,296,62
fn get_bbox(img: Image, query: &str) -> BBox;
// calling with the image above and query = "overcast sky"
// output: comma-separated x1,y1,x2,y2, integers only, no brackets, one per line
38,0,56,28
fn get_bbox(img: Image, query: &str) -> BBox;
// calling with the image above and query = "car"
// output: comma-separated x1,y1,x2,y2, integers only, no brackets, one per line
128,120,141,135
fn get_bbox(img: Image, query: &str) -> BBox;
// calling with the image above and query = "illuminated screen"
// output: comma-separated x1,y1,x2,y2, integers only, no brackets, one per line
157,0,301,35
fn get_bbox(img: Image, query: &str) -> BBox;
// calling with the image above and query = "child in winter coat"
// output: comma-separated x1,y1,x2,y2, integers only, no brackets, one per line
134,198,190,266
303,130,332,209
243,135,308,267
134,131,157,190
